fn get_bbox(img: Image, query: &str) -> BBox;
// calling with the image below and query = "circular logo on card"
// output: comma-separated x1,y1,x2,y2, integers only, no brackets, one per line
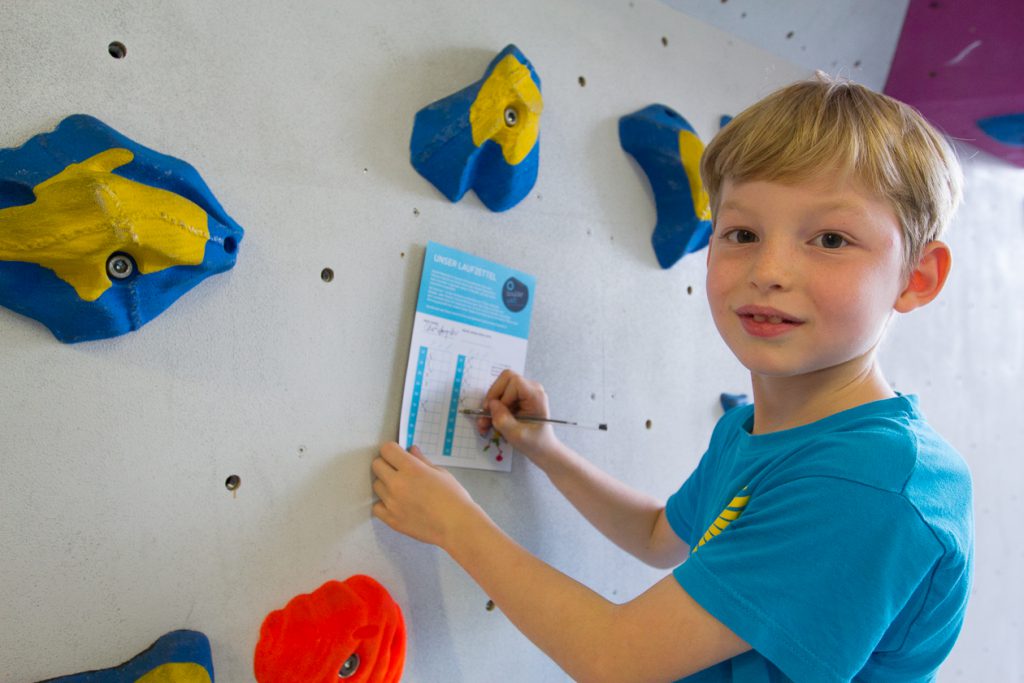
502,277,529,313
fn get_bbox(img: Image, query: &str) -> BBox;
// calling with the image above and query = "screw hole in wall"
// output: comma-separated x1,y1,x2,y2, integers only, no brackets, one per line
485,600,496,611
108,41,127,59
225,475,241,491
645,419,653,430
321,268,334,283
578,75,586,87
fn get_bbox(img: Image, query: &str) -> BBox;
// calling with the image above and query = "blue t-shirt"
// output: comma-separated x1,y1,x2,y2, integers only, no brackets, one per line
666,395,973,682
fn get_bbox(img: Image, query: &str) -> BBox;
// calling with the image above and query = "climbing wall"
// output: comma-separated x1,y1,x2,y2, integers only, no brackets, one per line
1,1,1019,680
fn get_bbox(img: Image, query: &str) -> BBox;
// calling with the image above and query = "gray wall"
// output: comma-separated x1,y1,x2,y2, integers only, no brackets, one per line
1,1,1019,680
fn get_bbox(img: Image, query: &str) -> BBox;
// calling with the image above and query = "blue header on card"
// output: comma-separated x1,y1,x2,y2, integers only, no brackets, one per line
416,242,535,339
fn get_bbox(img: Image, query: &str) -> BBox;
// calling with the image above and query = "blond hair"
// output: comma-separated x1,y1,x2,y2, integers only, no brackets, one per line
701,73,963,276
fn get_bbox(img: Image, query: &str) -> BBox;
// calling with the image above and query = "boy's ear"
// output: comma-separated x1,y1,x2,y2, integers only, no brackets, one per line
894,240,952,313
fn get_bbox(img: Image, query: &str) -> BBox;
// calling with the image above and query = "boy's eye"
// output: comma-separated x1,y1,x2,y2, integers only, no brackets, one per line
723,229,758,243
814,232,849,249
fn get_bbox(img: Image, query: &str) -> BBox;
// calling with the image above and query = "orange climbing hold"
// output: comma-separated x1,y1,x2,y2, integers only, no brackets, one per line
254,575,406,683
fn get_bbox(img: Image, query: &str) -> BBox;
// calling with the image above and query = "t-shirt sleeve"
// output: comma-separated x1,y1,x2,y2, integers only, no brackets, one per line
665,455,705,544
666,406,751,545
673,476,943,682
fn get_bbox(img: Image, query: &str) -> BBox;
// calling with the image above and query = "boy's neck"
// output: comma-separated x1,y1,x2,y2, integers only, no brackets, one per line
748,353,896,435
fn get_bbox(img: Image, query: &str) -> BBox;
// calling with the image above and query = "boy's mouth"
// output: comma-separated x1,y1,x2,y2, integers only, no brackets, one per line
735,305,804,337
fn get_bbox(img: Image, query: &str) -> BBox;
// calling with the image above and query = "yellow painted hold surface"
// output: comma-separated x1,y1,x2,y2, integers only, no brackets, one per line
678,130,711,221
0,148,210,302
134,662,212,683
470,55,543,165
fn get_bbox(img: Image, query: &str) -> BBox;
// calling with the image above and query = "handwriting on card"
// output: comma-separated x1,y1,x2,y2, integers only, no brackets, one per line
423,319,460,340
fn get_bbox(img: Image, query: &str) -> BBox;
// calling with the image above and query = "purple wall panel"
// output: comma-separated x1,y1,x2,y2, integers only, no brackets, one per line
884,0,1024,167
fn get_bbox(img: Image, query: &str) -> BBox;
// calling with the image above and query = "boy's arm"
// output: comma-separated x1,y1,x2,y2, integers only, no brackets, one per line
531,438,689,568
372,443,750,683
478,370,689,568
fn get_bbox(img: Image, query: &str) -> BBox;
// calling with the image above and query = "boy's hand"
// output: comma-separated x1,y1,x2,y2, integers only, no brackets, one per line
372,442,483,549
477,369,562,466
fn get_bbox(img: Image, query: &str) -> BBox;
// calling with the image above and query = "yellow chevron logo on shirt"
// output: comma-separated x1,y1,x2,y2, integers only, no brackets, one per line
694,486,750,552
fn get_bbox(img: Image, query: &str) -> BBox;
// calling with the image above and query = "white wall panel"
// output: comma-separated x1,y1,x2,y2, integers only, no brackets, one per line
1,1,1016,680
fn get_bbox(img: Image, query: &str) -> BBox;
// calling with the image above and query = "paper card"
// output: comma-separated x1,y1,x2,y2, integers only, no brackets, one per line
398,242,535,471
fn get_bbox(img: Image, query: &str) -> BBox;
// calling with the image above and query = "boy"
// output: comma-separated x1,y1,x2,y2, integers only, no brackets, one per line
371,75,974,681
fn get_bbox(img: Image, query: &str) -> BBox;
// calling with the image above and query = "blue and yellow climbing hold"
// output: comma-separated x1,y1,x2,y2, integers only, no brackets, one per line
410,44,542,212
619,104,712,269
0,115,244,343
38,630,214,682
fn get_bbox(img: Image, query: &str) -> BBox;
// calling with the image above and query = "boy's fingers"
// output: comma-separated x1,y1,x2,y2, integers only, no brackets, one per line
499,377,525,408
380,442,434,472
478,371,548,434
480,370,519,433
488,399,518,433
371,455,395,479
372,450,395,473
372,501,393,525
408,445,431,464
476,414,490,435
379,442,411,469
483,369,515,403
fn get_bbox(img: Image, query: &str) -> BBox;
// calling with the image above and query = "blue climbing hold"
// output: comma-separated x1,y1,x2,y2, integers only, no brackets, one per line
720,392,750,412
619,105,712,268
977,113,1024,147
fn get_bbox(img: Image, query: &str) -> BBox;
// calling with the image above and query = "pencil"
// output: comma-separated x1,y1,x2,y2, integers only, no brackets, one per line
460,408,608,431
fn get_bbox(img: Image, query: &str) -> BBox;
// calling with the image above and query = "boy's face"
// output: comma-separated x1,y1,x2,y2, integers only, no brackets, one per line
706,176,907,380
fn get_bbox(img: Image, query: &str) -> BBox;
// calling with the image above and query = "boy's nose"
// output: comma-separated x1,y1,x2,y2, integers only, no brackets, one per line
748,245,793,292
